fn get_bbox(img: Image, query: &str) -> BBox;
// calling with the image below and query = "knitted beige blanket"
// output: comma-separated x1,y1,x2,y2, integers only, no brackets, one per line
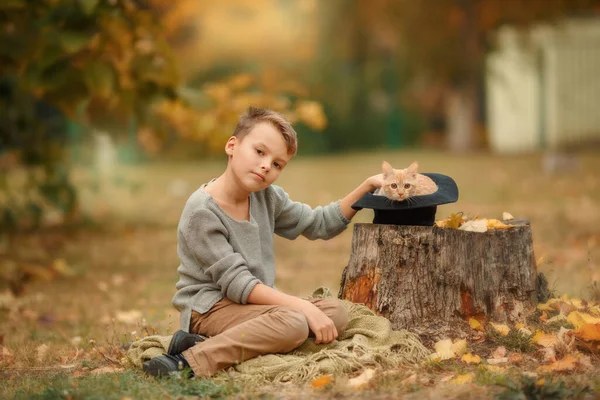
125,288,429,385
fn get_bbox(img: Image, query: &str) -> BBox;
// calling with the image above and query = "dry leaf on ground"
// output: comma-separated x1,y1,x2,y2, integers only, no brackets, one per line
533,331,558,347
451,339,467,356
537,354,578,373
567,311,600,330
461,353,481,364
311,375,332,388
540,347,557,363
490,323,510,336
451,373,474,384
492,346,507,359
430,339,455,361
574,323,600,341
348,369,376,390
468,318,483,331
36,344,49,364
1,346,14,365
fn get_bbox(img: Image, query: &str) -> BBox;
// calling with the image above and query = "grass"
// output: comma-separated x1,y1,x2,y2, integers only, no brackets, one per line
486,328,536,353
10,370,240,400
1,148,600,398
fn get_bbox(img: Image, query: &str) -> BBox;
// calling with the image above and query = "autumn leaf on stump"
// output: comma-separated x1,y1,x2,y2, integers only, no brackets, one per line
435,212,465,229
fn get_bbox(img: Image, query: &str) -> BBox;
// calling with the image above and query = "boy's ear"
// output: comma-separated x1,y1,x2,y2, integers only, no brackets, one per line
225,136,237,156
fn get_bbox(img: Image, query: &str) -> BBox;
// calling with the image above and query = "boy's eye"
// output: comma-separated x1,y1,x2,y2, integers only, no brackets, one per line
404,183,411,189
390,183,397,189
274,162,281,169
256,149,263,155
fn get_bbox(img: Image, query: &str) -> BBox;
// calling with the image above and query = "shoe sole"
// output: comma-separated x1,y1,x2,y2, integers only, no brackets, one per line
143,358,175,377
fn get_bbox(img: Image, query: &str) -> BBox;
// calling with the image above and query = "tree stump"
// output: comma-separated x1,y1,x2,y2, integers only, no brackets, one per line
338,221,538,341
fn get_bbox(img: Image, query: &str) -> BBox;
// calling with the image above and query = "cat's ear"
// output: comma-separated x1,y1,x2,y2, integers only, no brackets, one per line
382,161,393,176
407,161,419,177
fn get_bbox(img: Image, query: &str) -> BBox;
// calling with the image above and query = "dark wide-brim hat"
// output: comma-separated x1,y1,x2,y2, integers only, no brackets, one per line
352,173,459,226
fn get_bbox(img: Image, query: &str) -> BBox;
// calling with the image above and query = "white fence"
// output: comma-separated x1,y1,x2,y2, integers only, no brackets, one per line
486,19,600,153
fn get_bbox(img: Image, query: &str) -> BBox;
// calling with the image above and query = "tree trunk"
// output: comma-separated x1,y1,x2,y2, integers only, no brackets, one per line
338,221,538,342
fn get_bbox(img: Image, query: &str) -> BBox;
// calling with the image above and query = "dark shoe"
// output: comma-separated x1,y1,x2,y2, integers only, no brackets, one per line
168,330,205,355
143,353,191,377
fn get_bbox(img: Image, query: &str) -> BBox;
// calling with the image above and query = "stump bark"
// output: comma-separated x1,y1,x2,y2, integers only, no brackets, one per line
338,221,537,339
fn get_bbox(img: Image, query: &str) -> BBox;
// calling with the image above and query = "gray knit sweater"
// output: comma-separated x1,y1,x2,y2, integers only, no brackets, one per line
172,183,351,331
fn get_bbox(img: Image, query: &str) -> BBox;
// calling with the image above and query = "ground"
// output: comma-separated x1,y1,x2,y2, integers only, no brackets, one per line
1,149,599,399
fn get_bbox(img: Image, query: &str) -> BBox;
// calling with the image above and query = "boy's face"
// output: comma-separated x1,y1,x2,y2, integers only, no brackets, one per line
225,122,292,192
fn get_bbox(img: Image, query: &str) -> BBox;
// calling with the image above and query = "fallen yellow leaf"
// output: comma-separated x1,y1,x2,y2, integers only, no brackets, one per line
537,354,578,373
430,338,455,361
451,339,467,356
311,375,332,388
490,323,510,336
469,318,483,331
575,323,600,341
567,311,600,330
546,312,567,324
461,353,481,364
537,298,560,311
451,373,474,384
532,331,558,347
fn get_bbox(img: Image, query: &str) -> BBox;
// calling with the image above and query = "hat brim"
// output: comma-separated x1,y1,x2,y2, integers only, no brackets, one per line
352,173,459,211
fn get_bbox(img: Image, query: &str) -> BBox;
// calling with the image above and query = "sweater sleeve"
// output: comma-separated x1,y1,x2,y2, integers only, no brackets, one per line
181,208,261,304
271,185,350,240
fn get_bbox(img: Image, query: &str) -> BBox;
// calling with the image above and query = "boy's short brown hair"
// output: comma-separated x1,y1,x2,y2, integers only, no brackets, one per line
233,107,298,156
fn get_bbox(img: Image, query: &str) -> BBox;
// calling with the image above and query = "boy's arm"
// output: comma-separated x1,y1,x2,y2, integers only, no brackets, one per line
246,283,339,344
338,174,383,220
272,173,382,240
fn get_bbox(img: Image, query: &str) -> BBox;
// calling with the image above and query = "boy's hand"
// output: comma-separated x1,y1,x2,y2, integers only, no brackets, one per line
366,173,384,192
298,300,338,344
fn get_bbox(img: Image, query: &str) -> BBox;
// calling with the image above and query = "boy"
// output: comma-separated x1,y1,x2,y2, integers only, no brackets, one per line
144,107,382,378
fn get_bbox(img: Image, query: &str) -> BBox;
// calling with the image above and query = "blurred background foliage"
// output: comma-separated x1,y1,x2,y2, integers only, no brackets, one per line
1,0,600,232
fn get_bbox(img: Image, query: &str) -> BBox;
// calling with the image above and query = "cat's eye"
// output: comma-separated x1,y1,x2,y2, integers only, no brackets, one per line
404,183,411,189
390,183,397,189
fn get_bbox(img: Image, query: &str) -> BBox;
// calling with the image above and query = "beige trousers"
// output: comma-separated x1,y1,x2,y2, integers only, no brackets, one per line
182,297,348,377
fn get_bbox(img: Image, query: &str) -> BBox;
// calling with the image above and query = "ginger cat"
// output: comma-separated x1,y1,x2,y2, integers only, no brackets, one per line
375,161,438,202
